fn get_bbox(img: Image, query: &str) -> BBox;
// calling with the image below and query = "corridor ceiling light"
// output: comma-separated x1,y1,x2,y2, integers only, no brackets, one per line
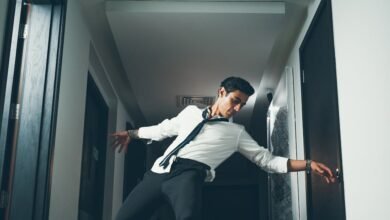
105,1,285,14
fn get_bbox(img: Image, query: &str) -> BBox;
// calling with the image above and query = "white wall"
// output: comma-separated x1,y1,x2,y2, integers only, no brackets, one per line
49,0,132,219
331,1,390,219
49,0,90,218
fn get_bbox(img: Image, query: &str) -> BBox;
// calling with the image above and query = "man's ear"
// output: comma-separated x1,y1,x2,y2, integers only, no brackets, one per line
218,87,226,97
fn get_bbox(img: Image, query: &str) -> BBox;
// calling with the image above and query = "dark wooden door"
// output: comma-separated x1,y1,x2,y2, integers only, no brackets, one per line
0,3,30,218
78,75,109,220
299,1,346,219
0,1,66,219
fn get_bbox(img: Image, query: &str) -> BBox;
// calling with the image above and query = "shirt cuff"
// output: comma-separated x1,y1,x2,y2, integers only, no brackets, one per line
273,156,289,173
137,127,153,144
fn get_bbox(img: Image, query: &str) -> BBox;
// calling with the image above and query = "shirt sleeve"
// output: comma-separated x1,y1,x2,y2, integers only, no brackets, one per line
137,106,189,141
237,128,288,173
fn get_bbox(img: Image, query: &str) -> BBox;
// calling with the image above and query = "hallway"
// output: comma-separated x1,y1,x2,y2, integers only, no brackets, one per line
1,0,390,220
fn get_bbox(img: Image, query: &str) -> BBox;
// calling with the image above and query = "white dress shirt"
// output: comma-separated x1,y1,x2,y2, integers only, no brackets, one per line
138,105,288,182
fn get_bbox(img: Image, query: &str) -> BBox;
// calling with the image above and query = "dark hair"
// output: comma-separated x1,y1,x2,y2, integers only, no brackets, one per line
220,76,255,96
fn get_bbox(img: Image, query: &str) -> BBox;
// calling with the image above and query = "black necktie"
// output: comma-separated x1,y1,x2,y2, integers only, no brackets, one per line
159,108,228,168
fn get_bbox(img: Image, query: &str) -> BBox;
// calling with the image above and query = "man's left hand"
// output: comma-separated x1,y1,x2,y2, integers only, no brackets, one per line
311,161,336,184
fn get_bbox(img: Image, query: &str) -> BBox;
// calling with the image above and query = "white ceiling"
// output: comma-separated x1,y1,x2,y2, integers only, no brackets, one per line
81,0,308,127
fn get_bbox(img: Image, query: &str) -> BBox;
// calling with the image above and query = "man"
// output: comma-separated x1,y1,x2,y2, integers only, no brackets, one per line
111,77,335,220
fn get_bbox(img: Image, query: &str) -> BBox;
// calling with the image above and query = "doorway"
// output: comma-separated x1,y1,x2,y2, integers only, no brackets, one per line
78,74,109,220
299,0,346,219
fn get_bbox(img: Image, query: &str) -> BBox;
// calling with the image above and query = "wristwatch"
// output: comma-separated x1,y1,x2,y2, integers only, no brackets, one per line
306,159,312,174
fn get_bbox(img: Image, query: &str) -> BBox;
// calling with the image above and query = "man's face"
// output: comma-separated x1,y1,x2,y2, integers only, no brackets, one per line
217,87,249,118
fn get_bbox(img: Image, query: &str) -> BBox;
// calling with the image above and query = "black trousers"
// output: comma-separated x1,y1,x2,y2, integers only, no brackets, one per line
116,158,210,220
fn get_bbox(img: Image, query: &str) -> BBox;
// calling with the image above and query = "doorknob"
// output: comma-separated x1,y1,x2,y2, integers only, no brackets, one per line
335,168,342,182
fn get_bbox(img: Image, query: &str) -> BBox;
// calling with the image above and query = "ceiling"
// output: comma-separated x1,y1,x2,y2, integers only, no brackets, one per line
81,0,309,127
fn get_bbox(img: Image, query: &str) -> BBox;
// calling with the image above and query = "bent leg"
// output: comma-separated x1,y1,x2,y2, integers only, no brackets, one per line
116,171,166,220
161,170,204,220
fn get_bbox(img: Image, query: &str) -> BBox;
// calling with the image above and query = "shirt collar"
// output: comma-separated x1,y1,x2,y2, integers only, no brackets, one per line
202,106,230,121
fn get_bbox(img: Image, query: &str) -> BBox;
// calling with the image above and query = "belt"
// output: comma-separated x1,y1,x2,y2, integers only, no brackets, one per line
173,157,211,170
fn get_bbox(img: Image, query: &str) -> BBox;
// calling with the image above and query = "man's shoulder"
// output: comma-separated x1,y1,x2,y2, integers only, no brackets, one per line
185,105,201,111
175,105,202,119
180,105,201,114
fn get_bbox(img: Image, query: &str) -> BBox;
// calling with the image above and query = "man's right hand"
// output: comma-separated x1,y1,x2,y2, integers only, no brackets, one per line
110,131,131,153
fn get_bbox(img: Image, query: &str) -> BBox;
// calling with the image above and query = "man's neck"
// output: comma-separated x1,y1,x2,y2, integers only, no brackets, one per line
210,104,223,118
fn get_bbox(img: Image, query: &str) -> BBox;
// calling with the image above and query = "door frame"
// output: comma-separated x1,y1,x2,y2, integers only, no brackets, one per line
0,0,66,219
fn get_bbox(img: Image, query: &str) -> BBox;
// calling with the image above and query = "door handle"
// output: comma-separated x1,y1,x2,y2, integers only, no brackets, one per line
335,168,342,182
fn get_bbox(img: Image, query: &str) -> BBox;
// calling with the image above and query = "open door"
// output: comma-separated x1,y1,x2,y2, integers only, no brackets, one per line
299,0,346,219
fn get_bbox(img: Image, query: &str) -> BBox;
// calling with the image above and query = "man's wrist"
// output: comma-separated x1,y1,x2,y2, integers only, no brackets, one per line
127,129,139,139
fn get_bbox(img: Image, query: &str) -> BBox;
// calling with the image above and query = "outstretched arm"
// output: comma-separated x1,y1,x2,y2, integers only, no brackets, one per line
287,159,336,183
109,105,193,153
